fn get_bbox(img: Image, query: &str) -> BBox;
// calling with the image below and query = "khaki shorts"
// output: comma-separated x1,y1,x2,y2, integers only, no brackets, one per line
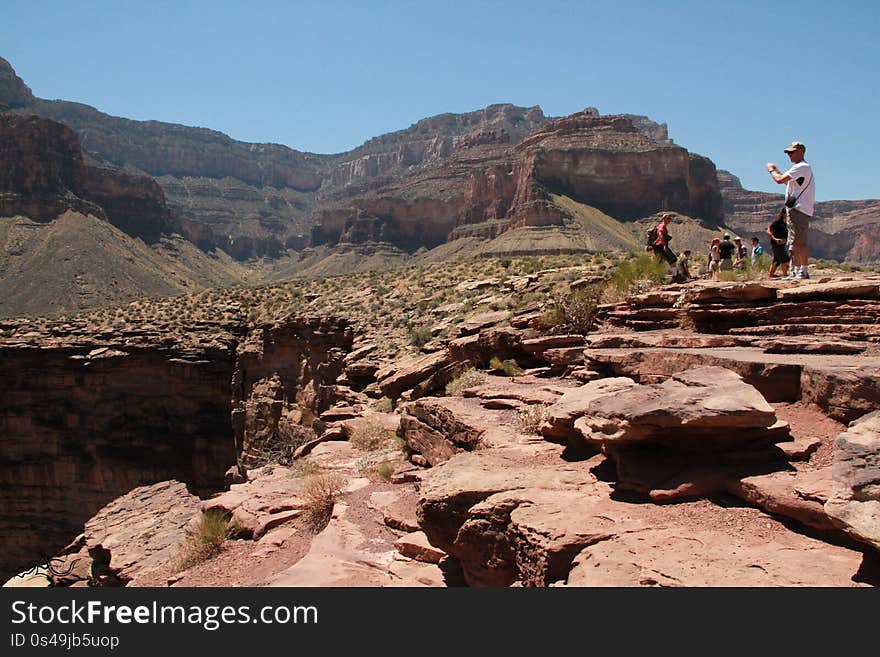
788,209,810,249
719,259,733,271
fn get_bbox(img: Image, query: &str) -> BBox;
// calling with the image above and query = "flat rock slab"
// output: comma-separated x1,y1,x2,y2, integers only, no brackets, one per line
204,468,306,539
776,280,880,301
565,524,868,586
69,481,201,585
400,396,534,465
727,468,839,532
464,377,575,406
418,444,596,557
546,367,782,448
266,503,443,587
685,281,777,303
825,411,880,551
458,311,510,335
394,531,446,564
761,340,865,355
376,350,455,400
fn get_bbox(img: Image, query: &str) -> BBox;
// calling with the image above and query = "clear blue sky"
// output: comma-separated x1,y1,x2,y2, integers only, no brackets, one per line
3,0,878,200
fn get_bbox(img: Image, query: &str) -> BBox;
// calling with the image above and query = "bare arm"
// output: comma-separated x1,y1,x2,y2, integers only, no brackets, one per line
766,163,791,185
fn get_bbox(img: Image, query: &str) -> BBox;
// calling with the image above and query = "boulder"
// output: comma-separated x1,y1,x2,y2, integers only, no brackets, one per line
565,524,867,587
376,350,455,400
54,481,201,586
727,469,840,532
801,366,880,423
825,411,880,551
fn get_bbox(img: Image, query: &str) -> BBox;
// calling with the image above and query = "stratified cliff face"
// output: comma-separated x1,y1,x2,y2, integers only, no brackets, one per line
719,170,880,262
324,105,548,191
0,112,101,220
0,315,352,580
311,112,725,253
509,112,724,226
0,110,176,242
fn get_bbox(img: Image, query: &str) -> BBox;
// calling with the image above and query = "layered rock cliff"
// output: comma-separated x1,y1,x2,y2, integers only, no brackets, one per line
0,314,352,580
0,110,176,241
311,111,724,255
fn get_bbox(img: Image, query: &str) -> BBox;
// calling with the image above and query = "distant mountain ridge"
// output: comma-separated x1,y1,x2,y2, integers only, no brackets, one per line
1,54,878,319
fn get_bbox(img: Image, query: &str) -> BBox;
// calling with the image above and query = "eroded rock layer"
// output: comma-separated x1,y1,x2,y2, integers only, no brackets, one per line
0,315,352,580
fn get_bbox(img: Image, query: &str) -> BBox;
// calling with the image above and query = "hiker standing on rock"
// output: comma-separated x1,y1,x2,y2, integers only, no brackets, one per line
651,213,677,267
766,208,791,278
718,233,736,271
750,237,764,265
706,238,721,278
766,141,815,280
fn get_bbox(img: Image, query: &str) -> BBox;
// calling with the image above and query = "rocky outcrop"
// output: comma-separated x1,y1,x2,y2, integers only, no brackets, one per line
0,112,101,220
509,112,723,226
825,411,880,551
0,314,352,581
50,481,202,586
0,110,177,242
542,367,790,501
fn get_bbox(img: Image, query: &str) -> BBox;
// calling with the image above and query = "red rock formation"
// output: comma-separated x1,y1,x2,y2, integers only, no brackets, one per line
0,111,177,242
0,315,352,581
510,112,723,225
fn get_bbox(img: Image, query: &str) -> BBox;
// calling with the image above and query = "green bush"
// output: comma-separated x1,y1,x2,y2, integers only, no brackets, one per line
176,510,235,571
407,326,433,349
542,283,605,333
611,252,669,297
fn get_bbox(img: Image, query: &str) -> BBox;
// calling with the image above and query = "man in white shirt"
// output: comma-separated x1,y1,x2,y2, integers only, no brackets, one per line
766,141,815,279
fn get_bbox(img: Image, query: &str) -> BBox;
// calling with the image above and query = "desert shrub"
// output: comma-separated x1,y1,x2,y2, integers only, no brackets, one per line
349,421,398,451
542,283,605,333
516,404,550,434
372,396,394,413
302,473,347,533
611,252,668,298
407,325,433,348
359,456,396,482
490,357,523,377
176,509,234,571
289,460,324,478
445,368,488,396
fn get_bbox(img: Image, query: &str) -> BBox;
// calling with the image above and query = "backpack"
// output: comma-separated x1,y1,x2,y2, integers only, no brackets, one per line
646,225,659,246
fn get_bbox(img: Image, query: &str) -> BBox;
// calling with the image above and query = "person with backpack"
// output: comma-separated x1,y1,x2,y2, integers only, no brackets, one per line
766,141,815,279
650,213,676,266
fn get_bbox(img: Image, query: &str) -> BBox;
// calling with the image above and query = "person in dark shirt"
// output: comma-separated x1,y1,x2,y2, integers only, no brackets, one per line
767,209,791,278
718,233,736,271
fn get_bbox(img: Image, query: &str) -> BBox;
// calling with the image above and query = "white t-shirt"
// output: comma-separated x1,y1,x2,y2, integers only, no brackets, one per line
784,161,815,217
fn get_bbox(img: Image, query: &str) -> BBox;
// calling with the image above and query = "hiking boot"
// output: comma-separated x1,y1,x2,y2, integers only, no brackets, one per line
800,270,810,280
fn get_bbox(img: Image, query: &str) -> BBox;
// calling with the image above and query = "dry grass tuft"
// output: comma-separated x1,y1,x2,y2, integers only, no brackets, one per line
302,473,347,533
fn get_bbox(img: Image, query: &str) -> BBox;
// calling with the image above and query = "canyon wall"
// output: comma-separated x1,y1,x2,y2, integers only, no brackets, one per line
0,315,352,580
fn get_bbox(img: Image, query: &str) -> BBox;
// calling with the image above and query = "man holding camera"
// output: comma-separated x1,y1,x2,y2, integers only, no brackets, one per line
766,141,815,279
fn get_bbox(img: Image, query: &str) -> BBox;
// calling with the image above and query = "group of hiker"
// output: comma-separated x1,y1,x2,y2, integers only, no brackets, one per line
648,140,814,282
